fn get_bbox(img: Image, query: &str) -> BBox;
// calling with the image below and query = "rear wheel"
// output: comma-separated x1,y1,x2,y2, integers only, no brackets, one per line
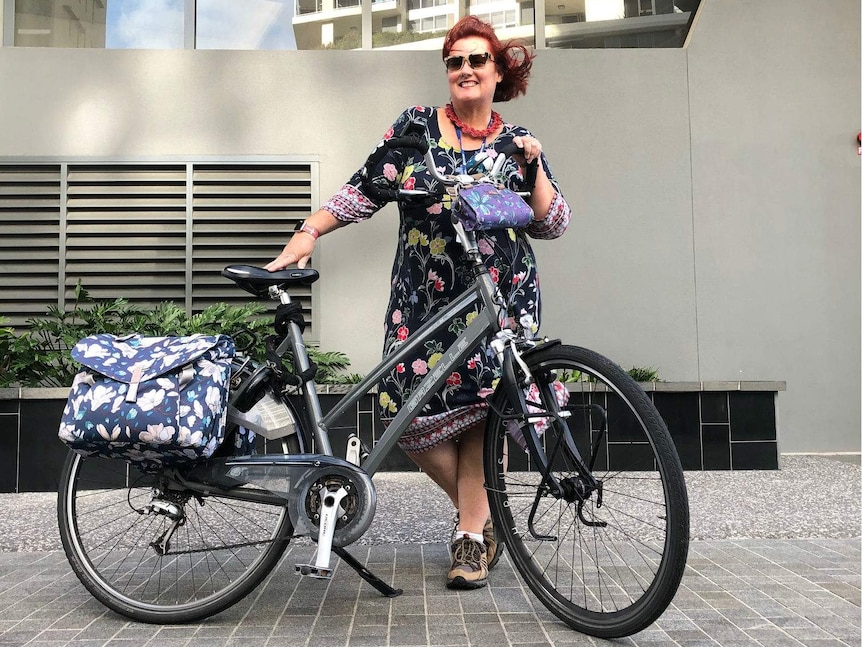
484,344,689,638
57,431,298,624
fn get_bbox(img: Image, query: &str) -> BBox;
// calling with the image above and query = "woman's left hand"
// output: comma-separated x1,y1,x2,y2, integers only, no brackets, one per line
513,135,542,164
512,135,555,220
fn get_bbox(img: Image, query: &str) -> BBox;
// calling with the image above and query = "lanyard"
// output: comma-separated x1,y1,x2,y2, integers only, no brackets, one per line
454,126,487,174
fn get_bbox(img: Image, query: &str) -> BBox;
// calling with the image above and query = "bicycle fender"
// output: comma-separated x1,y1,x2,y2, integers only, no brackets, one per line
521,338,562,358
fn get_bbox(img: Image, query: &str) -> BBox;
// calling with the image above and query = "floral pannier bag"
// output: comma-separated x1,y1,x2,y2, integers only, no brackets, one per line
58,334,235,471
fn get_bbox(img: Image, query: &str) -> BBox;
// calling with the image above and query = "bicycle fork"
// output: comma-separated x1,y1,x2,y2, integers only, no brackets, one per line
491,340,607,538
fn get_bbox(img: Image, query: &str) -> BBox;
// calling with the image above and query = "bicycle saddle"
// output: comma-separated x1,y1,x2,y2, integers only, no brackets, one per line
222,265,320,297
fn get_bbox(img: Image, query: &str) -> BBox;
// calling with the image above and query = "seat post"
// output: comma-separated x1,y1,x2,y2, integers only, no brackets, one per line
272,287,333,456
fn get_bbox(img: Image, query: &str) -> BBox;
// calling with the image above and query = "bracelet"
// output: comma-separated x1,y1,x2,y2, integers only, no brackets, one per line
296,222,319,240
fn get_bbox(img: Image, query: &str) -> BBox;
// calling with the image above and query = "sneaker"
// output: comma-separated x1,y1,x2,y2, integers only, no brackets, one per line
447,537,488,589
483,517,503,570
451,513,503,571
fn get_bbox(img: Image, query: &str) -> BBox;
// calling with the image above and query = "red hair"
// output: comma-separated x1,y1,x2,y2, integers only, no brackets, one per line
442,16,534,103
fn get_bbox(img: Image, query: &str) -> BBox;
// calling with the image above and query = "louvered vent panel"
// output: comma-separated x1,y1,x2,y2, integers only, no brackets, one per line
65,165,187,310
0,160,318,336
0,166,62,328
191,164,314,332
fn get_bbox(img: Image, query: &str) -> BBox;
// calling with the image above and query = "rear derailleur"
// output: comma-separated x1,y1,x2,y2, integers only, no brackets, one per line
139,491,192,555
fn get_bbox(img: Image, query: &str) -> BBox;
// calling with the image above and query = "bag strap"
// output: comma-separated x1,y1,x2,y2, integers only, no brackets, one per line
125,365,145,402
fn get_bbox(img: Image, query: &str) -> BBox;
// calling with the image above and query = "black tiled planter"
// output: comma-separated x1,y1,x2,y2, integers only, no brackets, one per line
0,381,785,493
642,383,783,471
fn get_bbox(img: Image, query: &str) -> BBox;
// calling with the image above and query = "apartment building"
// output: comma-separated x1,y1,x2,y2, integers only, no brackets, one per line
292,0,698,50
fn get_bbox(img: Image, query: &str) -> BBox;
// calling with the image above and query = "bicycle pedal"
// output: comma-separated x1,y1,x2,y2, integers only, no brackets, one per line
295,563,334,579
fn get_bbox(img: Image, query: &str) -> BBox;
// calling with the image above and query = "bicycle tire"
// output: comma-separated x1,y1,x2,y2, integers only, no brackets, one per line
484,344,689,638
57,430,299,624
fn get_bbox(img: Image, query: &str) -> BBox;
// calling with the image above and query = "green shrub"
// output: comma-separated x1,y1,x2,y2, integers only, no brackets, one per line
627,366,660,382
558,365,660,384
1,282,362,387
0,317,19,388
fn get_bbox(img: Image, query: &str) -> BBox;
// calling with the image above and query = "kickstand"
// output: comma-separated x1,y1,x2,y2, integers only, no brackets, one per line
333,546,402,598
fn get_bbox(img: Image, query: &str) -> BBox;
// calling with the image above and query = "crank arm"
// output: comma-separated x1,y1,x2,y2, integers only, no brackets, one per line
295,486,348,579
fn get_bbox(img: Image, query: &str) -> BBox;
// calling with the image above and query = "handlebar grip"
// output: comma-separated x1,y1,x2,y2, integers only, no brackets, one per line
387,133,430,155
363,134,429,173
524,157,539,192
499,142,539,193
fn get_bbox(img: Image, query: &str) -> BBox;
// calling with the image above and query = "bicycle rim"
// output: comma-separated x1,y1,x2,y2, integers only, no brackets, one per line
58,450,293,624
485,344,689,638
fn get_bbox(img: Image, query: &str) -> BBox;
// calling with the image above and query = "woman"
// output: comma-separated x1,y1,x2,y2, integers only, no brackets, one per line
266,16,571,589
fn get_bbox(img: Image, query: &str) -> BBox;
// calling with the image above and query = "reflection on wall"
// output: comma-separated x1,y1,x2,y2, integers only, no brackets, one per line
14,0,107,48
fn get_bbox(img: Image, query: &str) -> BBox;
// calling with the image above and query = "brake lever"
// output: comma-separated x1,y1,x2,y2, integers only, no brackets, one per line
466,152,494,174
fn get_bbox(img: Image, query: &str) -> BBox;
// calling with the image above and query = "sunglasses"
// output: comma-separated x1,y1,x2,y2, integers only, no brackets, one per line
444,52,494,72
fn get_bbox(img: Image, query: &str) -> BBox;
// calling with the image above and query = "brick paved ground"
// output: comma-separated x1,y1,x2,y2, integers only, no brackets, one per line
1,456,859,646
0,538,859,647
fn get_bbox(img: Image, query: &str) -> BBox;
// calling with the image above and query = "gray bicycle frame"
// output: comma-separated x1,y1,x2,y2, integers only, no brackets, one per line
276,262,503,476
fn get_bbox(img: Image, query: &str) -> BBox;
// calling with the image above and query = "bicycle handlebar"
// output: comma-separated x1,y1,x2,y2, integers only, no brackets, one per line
359,130,539,204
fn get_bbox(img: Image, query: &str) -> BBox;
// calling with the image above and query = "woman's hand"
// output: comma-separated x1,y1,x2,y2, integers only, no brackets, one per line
264,210,344,271
512,135,542,164
265,234,316,271
512,135,555,221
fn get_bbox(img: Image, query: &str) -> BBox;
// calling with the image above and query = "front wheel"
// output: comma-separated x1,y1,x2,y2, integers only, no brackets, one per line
57,430,297,624
484,344,689,638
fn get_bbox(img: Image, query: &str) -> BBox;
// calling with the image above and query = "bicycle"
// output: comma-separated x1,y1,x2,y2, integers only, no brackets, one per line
57,132,689,639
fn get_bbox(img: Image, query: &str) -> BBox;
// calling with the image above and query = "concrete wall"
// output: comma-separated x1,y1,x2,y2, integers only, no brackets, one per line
686,0,861,453
0,0,858,453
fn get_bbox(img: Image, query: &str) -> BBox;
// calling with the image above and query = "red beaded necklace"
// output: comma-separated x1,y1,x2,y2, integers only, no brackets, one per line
445,103,502,139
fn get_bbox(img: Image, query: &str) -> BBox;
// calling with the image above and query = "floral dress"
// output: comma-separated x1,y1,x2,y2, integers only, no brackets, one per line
322,106,570,452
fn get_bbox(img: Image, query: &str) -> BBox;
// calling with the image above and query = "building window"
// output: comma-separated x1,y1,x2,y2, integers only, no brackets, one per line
380,15,399,33
408,0,447,8
638,0,656,16
408,14,448,34
0,161,317,336
295,0,322,17
470,8,517,30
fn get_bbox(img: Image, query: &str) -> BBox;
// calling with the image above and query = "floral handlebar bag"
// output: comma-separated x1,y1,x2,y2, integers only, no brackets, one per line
58,334,235,472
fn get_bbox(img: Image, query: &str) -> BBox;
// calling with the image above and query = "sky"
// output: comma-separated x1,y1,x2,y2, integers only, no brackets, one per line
105,0,297,50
